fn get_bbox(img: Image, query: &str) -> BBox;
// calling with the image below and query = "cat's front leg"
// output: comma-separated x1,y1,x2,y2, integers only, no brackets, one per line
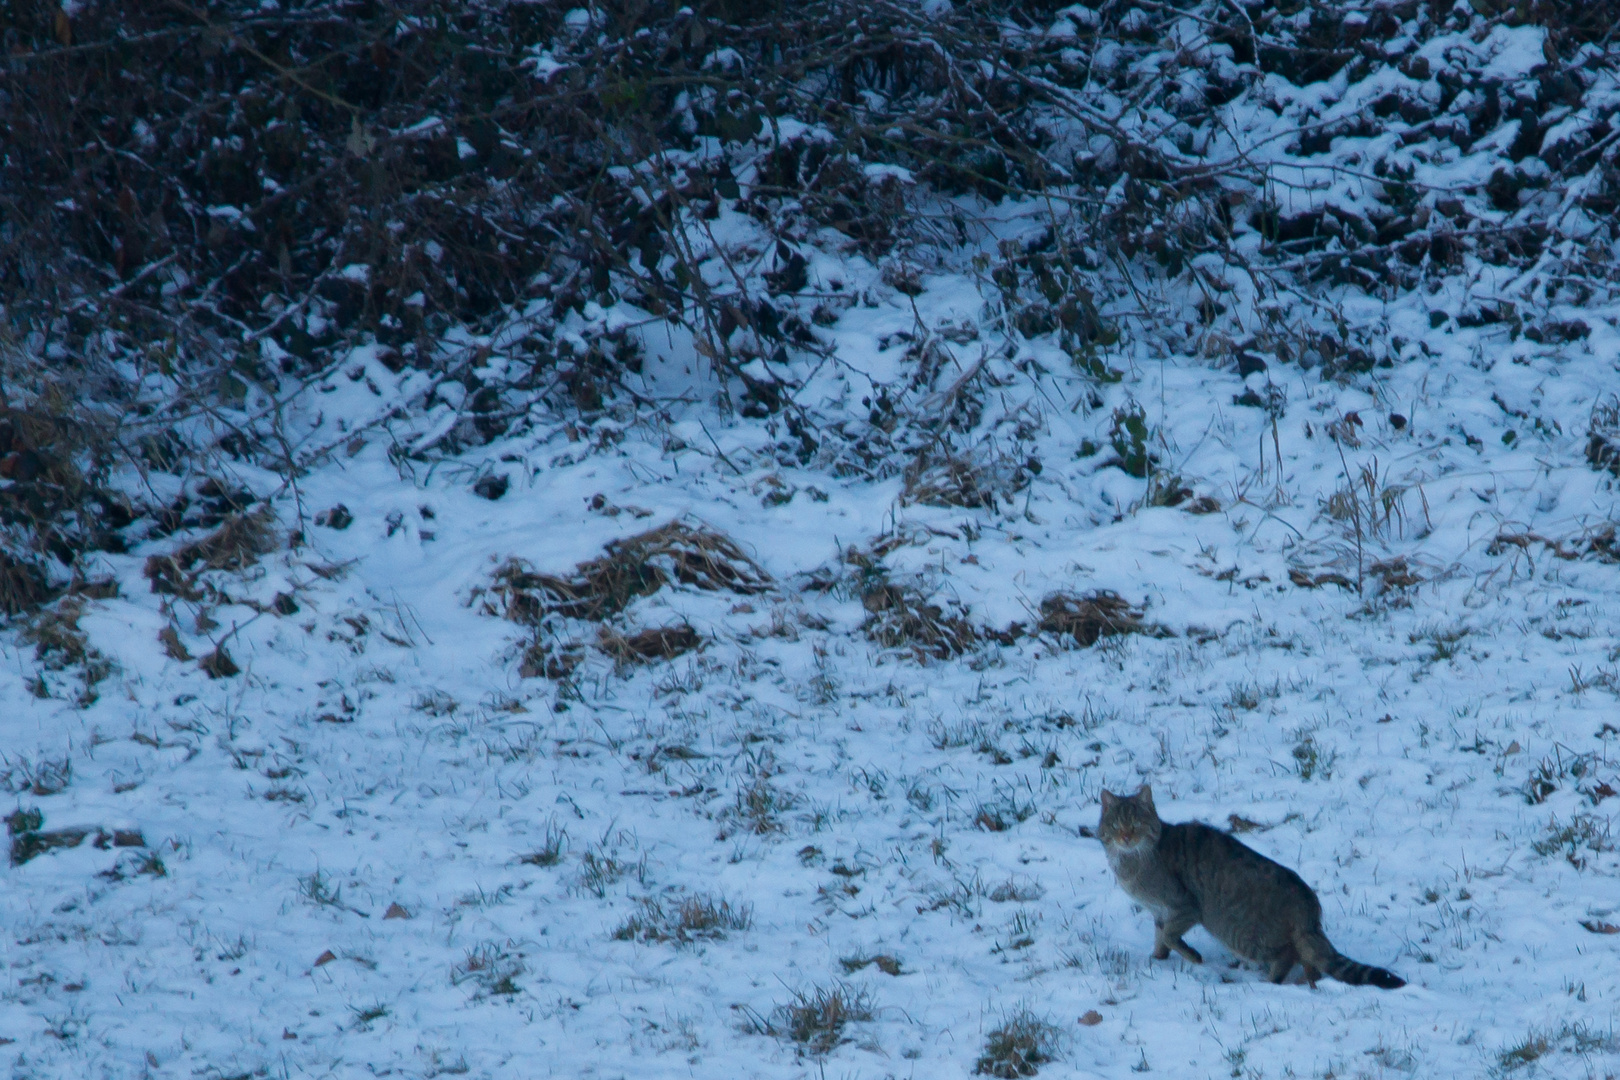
1155,909,1203,964
1151,918,1171,961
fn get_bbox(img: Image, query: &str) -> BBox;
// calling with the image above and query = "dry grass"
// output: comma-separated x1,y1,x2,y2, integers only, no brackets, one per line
730,776,795,836
20,599,114,706
450,942,524,997
612,893,753,944
769,982,876,1055
861,581,980,660
490,522,763,678
8,810,145,867
490,520,771,626
1036,590,1167,648
0,405,125,618
1588,396,1620,477
144,506,276,600
975,1009,1063,1078
0,552,51,617
597,624,703,664
839,953,903,976
902,450,1035,512
517,639,585,680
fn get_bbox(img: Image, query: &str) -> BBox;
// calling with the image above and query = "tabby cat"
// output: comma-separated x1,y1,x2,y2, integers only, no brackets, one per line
1097,785,1404,989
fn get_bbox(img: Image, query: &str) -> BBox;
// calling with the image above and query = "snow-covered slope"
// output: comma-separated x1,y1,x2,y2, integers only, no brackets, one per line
4,3,1620,1079
5,267,1619,1077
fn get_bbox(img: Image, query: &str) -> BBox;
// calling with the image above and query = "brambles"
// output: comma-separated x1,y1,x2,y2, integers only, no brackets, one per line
1107,404,1152,479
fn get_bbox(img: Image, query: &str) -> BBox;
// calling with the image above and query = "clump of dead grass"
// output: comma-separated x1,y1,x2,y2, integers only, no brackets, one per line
975,1008,1064,1077
840,953,903,975
20,598,114,706
518,639,585,680
144,506,276,600
451,941,525,997
8,806,146,867
727,775,795,836
0,405,129,618
0,552,52,617
596,624,703,664
612,893,753,944
764,982,877,1055
1036,590,1168,648
902,450,1036,511
487,520,765,679
861,581,980,660
489,520,771,625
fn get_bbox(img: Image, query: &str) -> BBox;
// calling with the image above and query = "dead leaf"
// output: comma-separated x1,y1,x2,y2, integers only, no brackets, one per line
1580,920,1620,935
199,646,239,678
383,902,410,920
313,949,337,966
1078,1010,1103,1026
158,626,192,661
1504,741,1521,755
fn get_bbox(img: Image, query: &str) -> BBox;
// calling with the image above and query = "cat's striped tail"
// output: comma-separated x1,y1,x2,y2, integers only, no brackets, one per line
1299,929,1405,989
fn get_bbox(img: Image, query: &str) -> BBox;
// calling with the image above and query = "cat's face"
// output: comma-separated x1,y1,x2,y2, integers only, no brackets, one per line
1097,786,1161,851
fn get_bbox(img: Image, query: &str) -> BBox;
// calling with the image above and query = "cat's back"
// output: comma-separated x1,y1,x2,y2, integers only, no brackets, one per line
1160,820,1320,915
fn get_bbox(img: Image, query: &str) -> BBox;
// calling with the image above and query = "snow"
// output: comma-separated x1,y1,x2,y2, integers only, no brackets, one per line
7,291,1620,1076
5,7,1620,1080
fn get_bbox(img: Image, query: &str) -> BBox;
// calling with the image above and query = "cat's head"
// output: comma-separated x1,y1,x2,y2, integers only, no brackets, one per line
1097,785,1161,850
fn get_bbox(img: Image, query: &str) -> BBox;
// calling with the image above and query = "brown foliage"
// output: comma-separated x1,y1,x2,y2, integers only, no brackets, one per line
144,507,276,600
1036,590,1168,648
597,624,704,664
492,520,770,625
861,581,979,660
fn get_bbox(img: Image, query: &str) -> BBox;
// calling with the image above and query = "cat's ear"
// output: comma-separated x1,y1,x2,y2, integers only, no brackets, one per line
1100,789,1116,809
1136,784,1155,809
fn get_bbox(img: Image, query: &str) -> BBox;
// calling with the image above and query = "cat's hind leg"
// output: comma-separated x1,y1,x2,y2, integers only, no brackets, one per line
1266,945,1299,984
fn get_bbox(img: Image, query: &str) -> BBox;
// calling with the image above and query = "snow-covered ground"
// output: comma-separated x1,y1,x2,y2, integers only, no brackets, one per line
6,5,1620,1078
4,259,1620,1079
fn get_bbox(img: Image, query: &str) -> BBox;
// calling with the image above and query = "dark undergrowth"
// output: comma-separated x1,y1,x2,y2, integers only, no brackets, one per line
0,0,1615,614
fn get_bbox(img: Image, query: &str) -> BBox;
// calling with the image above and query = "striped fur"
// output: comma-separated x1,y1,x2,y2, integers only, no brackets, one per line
1098,786,1404,990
